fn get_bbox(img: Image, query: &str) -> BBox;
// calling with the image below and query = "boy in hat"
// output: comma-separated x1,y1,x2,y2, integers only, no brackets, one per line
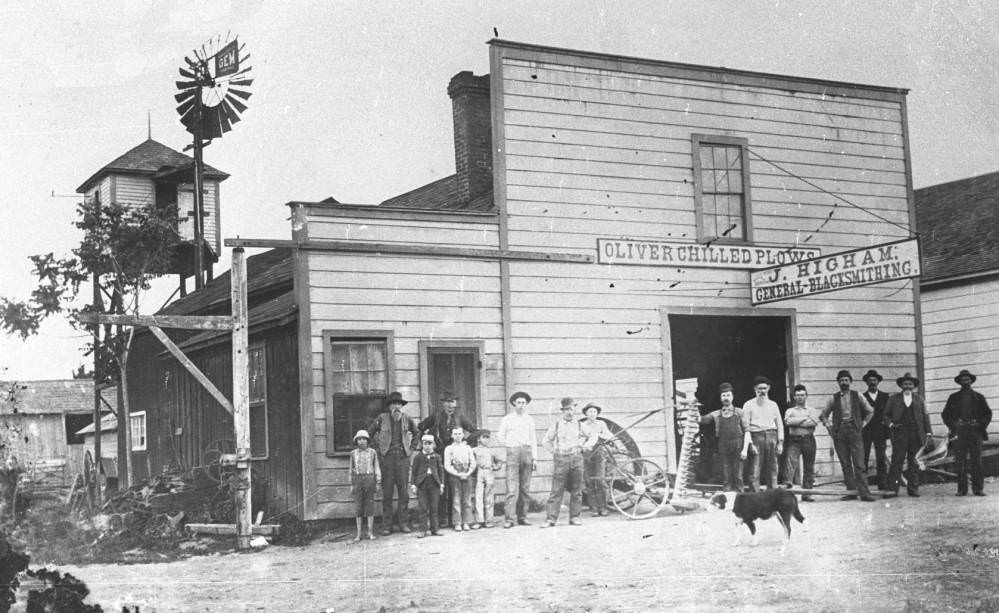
368,391,420,535
884,372,933,497
444,426,477,531
349,430,381,541
821,370,875,501
471,429,503,528
418,392,474,527
741,376,783,491
580,403,613,516
942,369,993,496
497,391,537,528
702,383,752,492
861,369,891,490
410,434,445,537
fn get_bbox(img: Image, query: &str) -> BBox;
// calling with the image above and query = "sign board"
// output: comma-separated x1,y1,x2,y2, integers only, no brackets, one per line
214,39,239,77
750,237,920,305
597,238,820,270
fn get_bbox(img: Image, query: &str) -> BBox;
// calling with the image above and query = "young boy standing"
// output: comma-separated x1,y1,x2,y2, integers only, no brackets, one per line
410,434,445,537
443,427,476,531
471,430,503,528
349,429,381,541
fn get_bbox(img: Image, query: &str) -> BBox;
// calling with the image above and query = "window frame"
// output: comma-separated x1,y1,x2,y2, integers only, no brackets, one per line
248,342,270,460
130,411,147,451
691,133,754,245
322,330,396,457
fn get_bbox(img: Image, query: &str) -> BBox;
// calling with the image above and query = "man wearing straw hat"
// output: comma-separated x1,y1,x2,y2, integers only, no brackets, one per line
884,372,933,498
942,369,993,496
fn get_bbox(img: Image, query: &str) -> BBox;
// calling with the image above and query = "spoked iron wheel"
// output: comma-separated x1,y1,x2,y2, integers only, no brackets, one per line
202,439,236,483
607,457,670,519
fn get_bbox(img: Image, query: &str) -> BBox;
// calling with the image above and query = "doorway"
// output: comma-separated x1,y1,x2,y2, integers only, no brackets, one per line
418,340,484,427
664,310,796,482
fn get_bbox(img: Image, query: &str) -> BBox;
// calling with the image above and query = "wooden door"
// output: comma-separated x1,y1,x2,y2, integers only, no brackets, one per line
427,349,480,427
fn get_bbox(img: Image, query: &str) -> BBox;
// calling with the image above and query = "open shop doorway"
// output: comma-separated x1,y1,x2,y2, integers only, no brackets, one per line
667,311,796,485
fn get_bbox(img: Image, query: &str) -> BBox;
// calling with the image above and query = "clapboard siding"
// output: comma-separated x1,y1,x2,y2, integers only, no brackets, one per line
114,175,154,206
496,47,915,487
921,279,999,437
301,211,506,518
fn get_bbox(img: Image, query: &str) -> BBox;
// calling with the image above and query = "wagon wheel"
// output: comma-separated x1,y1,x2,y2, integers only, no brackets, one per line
202,439,236,483
608,457,670,520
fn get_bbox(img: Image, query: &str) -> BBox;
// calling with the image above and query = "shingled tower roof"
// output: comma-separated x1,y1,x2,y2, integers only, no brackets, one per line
76,138,229,193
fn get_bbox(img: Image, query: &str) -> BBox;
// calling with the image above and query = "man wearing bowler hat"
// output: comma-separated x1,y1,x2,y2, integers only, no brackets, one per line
861,369,891,490
741,376,784,491
368,391,420,534
497,391,537,528
942,369,993,496
821,370,876,501
884,372,933,498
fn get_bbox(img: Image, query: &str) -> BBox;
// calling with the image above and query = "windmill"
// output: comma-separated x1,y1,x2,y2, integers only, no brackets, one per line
175,34,253,288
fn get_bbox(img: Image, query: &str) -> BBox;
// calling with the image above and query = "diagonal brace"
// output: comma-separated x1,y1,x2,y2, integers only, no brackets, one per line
149,325,234,415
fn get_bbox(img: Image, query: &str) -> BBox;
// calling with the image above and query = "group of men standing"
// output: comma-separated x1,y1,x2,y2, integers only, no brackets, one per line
701,368,992,500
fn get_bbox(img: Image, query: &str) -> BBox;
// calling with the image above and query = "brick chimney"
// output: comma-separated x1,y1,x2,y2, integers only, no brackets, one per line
448,71,492,205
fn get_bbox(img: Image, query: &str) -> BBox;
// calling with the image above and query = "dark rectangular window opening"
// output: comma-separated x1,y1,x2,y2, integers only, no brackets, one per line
249,344,269,459
64,413,93,445
323,332,395,455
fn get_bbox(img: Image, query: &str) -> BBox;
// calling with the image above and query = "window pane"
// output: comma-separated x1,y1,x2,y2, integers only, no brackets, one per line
250,403,267,458
331,344,349,373
249,347,265,403
703,196,718,237
348,344,369,373
712,147,727,174
699,148,715,170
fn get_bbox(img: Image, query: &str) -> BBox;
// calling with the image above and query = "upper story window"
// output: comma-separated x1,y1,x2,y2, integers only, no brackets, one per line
130,411,147,451
248,344,269,460
692,134,753,244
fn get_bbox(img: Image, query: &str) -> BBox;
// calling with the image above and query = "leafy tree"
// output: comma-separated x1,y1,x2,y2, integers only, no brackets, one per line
0,196,180,487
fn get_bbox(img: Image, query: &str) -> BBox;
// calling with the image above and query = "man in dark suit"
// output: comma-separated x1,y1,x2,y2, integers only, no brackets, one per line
861,369,891,490
410,434,445,537
884,372,934,498
942,369,993,496
418,392,474,527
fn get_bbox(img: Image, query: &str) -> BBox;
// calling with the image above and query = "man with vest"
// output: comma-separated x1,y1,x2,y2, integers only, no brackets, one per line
860,369,891,491
368,391,421,534
942,369,993,496
821,370,876,502
884,372,933,498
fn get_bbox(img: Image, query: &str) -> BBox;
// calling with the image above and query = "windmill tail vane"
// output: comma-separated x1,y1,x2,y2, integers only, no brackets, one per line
175,35,253,141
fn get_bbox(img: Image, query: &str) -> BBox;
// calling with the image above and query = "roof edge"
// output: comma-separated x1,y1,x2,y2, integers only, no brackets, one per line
488,39,909,102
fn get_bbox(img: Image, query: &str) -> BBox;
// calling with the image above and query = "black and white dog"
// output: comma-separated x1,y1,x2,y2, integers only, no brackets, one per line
710,490,805,551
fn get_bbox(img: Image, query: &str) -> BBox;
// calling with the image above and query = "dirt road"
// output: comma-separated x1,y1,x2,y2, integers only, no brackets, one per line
60,483,999,612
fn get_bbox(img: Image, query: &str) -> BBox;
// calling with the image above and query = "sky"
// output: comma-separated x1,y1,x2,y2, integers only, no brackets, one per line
2,1,998,381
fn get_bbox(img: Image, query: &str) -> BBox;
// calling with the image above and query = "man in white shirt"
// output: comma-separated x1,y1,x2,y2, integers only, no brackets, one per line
497,391,537,528
741,376,784,491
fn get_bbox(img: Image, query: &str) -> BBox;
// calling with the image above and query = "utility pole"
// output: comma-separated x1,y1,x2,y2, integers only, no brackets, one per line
231,247,252,549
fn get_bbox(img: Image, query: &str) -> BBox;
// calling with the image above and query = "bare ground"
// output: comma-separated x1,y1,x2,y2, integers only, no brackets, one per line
57,482,999,612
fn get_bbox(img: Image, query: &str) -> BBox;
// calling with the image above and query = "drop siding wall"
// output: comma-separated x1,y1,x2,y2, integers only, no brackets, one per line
298,205,506,519
921,278,999,437
491,42,920,482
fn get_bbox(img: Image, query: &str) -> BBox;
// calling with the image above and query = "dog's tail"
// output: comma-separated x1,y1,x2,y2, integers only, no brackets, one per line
793,506,805,523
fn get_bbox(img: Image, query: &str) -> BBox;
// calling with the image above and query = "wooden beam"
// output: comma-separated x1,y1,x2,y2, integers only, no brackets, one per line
185,523,280,536
223,237,595,264
76,313,233,331
148,325,234,415
231,247,253,551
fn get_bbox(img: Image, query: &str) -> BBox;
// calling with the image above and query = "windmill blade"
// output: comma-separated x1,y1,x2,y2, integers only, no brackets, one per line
178,67,196,80
224,93,248,114
219,100,241,127
174,90,196,104
176,98,196,117
228,88,252,101
218,106,233,133
228,78,254,87
175,80,199,90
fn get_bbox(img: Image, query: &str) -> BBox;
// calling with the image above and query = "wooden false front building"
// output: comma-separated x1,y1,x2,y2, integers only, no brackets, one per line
128,40,921,519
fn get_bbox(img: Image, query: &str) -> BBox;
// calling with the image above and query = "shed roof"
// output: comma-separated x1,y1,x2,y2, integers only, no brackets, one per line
76,138,229,193
163,291,298,355
379,175,493,212
76,413,117,436
915,171,999,283
159,248,293,316
1,380,116,415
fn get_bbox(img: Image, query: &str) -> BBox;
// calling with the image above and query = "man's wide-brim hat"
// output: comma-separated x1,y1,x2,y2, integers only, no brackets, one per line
560,397,575,409
862,369,883,383
836,370,853,381
354,429,371,442
509,391,531,404
896,372,919,388
752,376,772,387
581,402,602,415
386,391,409,407
954,369,977,384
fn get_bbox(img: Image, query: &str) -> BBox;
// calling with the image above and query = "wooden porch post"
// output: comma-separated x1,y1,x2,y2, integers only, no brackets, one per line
231,247,253,549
